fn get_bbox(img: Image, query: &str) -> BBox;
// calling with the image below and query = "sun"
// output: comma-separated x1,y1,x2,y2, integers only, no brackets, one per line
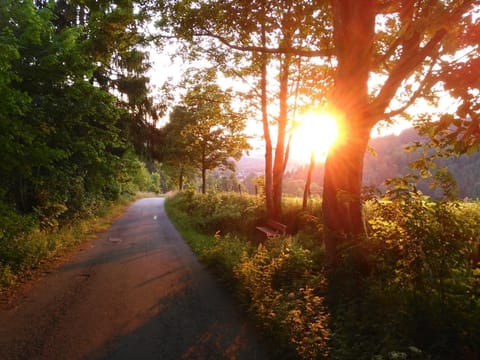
292,112,339,163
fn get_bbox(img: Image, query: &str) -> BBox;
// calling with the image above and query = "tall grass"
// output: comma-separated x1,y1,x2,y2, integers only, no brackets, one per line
0,195,136,291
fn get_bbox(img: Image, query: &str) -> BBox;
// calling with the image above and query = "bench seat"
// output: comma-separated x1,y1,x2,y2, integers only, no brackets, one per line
256,219,287,238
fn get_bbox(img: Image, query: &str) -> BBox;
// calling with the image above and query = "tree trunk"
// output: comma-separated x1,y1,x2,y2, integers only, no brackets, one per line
201,166,206,194
260,6,274,219
303,151,315,210
323,0,376,269
322,122,371,268
261,54,274,217
272,54,290,220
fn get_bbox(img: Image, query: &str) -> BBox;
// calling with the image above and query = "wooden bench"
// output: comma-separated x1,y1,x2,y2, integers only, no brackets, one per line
256,219,287,238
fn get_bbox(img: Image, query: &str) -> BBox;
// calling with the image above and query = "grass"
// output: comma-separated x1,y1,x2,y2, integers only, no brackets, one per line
0,194,142,294
164,192,218,255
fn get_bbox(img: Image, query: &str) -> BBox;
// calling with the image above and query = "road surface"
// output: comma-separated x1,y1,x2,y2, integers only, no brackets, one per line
0,198,270,360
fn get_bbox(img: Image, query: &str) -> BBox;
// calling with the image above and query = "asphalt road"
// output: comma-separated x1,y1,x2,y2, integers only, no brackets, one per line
0,198,270,360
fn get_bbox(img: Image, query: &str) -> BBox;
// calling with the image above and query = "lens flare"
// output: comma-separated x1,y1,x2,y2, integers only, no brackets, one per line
293,112,339,162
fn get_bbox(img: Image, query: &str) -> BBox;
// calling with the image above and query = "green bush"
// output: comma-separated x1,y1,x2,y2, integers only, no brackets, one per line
0,227,79,288
202,233,254,285
0,202,37,242
0,195,134,291
234,237,330,359
361,192,480,359
149,172,161,193
168,191,265,235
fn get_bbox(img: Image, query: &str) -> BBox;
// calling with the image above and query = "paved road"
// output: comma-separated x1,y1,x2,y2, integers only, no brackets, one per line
0,198,270,360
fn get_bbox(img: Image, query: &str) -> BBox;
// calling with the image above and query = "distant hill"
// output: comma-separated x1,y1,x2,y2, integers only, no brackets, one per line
365,127,480,198
363,127,424,189
236,155,264,175
237,127,480,199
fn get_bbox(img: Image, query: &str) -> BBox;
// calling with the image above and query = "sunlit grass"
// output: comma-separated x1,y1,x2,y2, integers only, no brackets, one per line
165,192,330,358
164,193,217,255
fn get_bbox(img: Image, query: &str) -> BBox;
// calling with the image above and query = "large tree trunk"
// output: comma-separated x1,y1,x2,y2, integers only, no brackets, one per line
323,0,376,268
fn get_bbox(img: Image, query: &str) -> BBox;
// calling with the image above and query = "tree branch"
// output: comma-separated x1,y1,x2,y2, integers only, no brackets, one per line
370,28,447,123
196,31,332,57
382,63,435,120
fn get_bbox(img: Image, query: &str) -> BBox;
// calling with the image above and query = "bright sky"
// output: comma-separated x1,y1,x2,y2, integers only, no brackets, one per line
147,48,459,165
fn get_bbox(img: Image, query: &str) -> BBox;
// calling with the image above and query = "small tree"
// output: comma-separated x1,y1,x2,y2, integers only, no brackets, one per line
161,106,197,191
162,69,250,193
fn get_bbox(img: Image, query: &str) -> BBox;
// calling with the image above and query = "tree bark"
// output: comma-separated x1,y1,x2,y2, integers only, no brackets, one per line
303,151,315,210
201,166,206,194
272,54,291,220
261,53,274,217
323,0,376,268
178,167,184,191
260,2,274,219
322,122,371,267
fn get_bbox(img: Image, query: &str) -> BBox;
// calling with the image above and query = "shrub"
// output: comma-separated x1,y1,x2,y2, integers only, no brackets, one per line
363,192,480,359
234,238,330,359
149,172,161,193
202,233,254,285
168,191,265,236
0,195,133,292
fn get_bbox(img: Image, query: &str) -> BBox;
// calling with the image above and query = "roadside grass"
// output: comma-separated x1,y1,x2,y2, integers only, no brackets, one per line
166,191,480,360
0,194,141,294
163,192,217,255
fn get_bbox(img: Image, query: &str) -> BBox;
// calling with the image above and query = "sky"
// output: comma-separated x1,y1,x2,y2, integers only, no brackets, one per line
147,45,459,164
